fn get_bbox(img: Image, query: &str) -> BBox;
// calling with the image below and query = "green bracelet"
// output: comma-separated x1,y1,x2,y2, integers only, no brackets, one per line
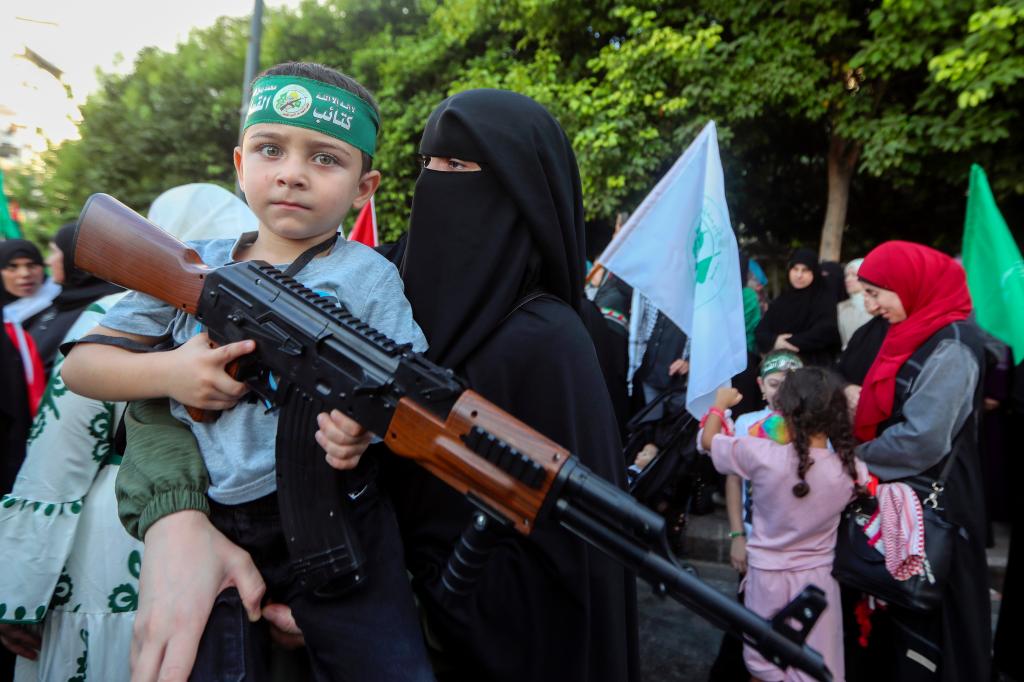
728,531,746,538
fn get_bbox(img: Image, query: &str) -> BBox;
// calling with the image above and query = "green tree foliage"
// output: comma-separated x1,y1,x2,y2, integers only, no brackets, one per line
9,0,1023,257
37,16,251,228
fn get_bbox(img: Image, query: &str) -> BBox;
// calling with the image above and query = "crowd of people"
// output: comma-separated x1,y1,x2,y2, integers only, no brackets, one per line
0,58,1018,682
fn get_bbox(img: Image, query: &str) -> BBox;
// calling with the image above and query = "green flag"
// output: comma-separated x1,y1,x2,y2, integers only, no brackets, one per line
962,164,1024,363
0,170,22,240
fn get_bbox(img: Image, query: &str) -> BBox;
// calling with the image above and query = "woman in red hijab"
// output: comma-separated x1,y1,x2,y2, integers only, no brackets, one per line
847,241,989,682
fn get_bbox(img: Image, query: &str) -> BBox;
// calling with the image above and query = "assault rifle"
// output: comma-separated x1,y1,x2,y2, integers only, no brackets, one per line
73,193,833,681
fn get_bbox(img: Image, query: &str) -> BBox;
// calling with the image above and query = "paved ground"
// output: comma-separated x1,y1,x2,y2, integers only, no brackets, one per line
635,509,1010,681
637,559,737,681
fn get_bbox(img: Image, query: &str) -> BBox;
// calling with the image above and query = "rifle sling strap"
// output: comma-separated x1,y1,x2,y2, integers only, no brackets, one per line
232,231,339,279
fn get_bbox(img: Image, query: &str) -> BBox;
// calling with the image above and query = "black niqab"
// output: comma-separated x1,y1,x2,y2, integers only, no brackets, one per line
400,89,585,369
820,260,849,303
50,223,122,310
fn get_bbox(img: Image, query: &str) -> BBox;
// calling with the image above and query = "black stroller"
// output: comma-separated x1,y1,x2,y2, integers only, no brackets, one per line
624,383,715,557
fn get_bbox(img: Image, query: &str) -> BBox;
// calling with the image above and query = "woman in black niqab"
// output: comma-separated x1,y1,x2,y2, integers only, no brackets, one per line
386,89,639,682
754,247,840,366
400,89,586,368
819,260,849,304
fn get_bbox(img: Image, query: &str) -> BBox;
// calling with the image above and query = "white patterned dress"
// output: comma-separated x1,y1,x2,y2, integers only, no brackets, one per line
0,293,141,682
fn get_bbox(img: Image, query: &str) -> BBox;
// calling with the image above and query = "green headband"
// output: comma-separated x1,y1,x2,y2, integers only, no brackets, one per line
760,353,803,378
243,75,380,157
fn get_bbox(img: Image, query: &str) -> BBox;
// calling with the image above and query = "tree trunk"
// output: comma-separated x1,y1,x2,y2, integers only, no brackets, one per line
819,133,861,262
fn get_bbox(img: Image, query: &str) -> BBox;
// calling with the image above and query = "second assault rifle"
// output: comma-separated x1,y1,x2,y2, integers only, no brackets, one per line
73,193,832,681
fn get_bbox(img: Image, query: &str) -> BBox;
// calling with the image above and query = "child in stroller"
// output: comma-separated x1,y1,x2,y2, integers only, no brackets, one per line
623,381,701,556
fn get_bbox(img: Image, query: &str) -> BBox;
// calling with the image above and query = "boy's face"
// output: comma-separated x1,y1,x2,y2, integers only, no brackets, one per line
235,123,380,242
758,371,787,410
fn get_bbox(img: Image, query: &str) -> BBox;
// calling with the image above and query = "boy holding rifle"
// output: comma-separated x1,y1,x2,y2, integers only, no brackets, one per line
62,62,434,681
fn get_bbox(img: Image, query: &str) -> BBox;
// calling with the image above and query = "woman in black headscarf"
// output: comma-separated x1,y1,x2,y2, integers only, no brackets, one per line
2,239,47,494
754,247,840,366
27,223,122,375
1,239,46,308
387,89,638,682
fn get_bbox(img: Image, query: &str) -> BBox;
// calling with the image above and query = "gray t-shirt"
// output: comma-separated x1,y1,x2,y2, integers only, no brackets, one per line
101,235,427,504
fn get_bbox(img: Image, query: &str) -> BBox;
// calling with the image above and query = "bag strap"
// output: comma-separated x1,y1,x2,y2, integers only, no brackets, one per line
920,446,960,509
903,322,979,509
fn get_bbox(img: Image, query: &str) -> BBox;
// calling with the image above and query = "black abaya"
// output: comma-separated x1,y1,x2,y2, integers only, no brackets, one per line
0,327,30,494
382,296,638,681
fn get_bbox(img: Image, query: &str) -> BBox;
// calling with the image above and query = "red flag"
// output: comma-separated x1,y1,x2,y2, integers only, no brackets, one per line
348,196,378,247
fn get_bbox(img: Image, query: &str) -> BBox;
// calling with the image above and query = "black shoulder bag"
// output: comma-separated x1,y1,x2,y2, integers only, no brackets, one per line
832,452,957,613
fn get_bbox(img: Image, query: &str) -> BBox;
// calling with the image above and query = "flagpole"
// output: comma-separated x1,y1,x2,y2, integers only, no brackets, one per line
236,0,264,199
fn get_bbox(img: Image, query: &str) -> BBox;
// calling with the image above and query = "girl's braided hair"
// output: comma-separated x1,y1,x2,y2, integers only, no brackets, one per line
773,367,860,498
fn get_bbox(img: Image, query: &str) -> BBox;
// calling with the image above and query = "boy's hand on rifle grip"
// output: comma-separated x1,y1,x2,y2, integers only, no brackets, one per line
163,333,254,410
316,409,373,470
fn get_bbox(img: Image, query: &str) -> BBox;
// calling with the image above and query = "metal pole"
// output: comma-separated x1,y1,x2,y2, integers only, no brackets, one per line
236,0,264,197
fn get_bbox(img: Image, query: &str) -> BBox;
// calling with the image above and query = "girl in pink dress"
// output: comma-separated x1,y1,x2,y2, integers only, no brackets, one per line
700,367,867,682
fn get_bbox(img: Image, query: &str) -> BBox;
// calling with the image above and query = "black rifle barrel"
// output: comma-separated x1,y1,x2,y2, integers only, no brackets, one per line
554,499,832,682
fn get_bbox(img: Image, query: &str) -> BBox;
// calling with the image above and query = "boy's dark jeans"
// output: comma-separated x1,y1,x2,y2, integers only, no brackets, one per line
190,487,435,682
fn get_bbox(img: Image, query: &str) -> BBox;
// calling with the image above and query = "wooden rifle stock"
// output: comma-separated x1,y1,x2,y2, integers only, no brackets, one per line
73,193,210,315
73,193,234,421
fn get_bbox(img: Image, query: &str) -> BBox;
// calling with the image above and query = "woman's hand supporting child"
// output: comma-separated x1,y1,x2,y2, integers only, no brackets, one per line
132,510,265,682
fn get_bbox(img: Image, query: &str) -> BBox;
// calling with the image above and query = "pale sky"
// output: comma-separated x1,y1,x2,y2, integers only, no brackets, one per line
0,0,302,157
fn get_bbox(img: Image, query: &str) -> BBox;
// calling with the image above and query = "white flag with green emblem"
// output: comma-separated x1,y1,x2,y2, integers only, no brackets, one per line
597,121,746,417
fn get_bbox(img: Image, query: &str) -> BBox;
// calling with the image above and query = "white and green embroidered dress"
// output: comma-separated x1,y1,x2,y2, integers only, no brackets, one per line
0,293,141,682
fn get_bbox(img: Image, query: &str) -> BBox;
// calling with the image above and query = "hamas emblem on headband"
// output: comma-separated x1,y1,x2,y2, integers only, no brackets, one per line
273,84,313,119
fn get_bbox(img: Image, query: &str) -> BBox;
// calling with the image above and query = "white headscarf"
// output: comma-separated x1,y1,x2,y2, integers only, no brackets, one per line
844,258,866,309
147,183,258,242
84,184,258,327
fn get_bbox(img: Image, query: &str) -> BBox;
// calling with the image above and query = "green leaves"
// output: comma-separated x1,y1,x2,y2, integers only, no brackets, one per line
9,0,1021,252
929,2,1024,110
